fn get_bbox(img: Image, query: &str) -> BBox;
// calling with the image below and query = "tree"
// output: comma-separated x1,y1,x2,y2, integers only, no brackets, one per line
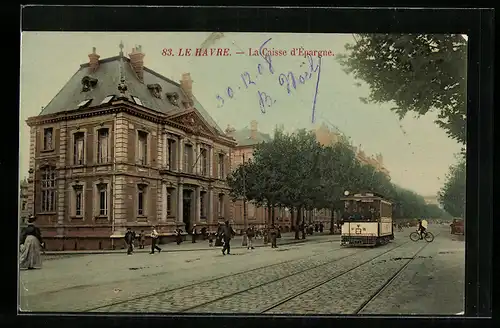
338,34,467,144
438,158,466,218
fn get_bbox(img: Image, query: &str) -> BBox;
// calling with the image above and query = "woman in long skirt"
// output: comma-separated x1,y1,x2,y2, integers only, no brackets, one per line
19,215,43,270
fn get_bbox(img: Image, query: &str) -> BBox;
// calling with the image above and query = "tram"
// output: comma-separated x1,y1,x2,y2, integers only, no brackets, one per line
340,191,394,247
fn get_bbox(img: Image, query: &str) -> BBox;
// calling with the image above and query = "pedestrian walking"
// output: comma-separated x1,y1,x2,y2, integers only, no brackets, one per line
19,215,43,270
150,226,161,254
191,224,197,243
139,230,146,249
319,222,324,233
246,225,255,250
270,224,278,248
124,227,135,255
208,232,214,247
215,223,224,246
175,228,183,245
315,223,319,232
221,220,235,255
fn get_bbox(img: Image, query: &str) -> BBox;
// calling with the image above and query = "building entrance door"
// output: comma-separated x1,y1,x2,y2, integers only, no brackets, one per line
183,190,192,232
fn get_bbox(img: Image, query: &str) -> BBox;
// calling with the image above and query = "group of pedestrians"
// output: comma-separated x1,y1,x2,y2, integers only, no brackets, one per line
124,226,160,255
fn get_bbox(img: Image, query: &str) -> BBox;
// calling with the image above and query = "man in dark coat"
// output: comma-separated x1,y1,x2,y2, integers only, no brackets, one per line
124,228,135,255
191,224,197,243
221,220,234,255
270,224,278,248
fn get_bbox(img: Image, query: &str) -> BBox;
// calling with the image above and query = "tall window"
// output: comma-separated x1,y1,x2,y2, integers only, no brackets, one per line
166,188,172,216
97,128,109,164
167,139,175,169
74,132,85,165
73,185,83,217
218,153,225,179
218,194,224,217
137,184,147,216
184,144,193,173
200,191,206,217
98,183,108,216
40,166,56,212
137,131,148,165
43,127,53,150
200,148,208,176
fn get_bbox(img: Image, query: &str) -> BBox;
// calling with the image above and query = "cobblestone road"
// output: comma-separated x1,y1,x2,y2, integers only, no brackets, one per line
19,226,464,315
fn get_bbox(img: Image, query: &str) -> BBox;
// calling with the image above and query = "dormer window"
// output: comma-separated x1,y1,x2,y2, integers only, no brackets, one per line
77,99,92,108
131,96,143,106
81,76,98,92
166,92,179,106
101,95,115,104
147,84,163,99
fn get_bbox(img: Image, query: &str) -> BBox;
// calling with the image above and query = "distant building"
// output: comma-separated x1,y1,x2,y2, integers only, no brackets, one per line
20,178,29,226
226,121,291,230
313,122,390,177
25,44,236,251
423,195,440,206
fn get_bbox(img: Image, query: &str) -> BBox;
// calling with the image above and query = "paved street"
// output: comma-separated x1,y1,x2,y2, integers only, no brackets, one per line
19,225,464,315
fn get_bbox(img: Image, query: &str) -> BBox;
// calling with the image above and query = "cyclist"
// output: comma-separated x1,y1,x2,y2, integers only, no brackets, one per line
417,219,426,240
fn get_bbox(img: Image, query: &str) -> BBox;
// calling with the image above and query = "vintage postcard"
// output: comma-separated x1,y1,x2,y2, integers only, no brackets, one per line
19,32,466,315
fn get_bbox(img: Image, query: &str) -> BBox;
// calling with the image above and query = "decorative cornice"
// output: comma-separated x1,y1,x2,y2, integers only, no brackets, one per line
26,101,237,147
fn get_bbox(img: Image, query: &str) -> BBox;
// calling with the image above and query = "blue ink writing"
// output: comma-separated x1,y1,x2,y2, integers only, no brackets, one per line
216,37,323,120
259,38,275,74
241,72,256,88
258,91,275,114
216,94,224,108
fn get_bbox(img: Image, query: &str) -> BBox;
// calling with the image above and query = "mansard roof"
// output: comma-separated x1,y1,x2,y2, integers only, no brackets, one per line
231,127,272,147
39,55,224,134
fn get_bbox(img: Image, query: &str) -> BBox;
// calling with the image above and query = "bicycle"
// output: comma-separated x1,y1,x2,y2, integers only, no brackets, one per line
410,230,434,242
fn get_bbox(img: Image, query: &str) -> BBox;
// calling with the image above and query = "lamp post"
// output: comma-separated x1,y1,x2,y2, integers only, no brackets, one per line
241,153,248,246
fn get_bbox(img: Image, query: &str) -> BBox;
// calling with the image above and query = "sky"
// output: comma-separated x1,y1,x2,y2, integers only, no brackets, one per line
19,32,463,196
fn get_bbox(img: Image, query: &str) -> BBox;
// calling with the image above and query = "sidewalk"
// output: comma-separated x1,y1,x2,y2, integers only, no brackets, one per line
43,232,338,256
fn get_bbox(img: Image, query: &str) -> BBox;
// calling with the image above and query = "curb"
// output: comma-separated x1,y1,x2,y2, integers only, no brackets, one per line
42,237,328,256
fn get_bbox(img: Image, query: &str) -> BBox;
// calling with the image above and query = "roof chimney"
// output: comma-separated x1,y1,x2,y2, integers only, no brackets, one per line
180,73,193,99
129,45,145,82
225,124,236,135
250,120,258,139
88,47,100,73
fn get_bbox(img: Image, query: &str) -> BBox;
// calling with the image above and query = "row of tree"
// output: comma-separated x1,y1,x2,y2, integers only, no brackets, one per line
338,34,467,219
438,157,466,218
227,128,451,239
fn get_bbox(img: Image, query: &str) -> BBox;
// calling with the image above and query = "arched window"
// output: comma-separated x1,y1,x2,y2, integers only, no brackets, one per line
40,166,56,212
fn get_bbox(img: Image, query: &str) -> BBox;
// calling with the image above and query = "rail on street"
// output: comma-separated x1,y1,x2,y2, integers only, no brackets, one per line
19,226,464,315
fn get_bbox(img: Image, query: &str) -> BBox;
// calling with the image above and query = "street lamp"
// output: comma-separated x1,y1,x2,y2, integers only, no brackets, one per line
241,153,249,246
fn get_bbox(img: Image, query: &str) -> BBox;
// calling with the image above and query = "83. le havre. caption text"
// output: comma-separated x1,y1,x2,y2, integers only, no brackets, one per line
161,47,334,57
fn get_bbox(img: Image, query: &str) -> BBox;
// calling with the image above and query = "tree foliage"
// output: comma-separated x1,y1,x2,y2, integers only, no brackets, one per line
227,128,450,232
438,158,466,218
338,34,467,144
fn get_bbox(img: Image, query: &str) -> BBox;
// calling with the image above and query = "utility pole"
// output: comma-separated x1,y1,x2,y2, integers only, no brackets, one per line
242,153,248,246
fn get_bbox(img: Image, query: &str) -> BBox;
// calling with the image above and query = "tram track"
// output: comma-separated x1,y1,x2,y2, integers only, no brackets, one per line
84,238,346,312
353,235,437,314
261,234,440,315
179,236,437,314
179,247,375,313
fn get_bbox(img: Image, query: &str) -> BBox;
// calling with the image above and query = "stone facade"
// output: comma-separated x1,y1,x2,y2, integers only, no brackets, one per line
20,178,30,226
25,46,236,251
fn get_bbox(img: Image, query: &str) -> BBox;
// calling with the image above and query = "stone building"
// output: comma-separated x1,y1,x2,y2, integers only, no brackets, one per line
313,122,390,177
225,121,292,231
25,44,236,251
20,178,30,226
